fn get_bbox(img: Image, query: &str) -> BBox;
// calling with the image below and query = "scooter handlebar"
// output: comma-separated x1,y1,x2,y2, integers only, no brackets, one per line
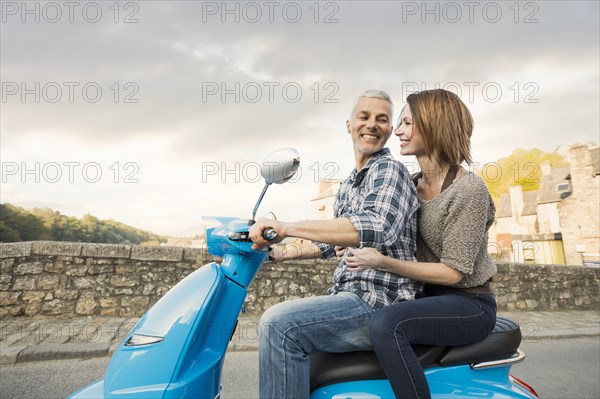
263,228,278,241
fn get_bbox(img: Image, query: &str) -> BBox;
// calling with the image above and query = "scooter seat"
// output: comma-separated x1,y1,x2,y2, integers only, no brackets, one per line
309,317,521,391
310,345,445,391
437,316,522,366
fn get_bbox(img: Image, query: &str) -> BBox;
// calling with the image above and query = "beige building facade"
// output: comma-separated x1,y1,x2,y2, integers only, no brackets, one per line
492,143,599,266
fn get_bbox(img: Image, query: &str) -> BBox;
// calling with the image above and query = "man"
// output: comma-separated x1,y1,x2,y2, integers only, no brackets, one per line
249,89,421,399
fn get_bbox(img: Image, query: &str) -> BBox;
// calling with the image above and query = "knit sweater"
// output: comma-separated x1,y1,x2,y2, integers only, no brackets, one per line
416,171,497,288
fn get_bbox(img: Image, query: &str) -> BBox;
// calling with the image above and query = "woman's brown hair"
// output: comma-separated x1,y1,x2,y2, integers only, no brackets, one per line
406,89,473,166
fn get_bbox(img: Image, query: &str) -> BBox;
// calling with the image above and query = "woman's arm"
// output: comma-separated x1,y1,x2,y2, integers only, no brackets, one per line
344,247,464,286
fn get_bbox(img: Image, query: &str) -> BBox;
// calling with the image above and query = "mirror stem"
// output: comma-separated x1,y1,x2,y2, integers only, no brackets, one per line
250,182,271,224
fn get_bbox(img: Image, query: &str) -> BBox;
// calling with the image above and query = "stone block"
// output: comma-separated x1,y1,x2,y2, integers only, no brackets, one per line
81,243,131,258
121,296,150,308
65,265,89,277
262,297,284,310
100,308,118,317
76,292,99,315
115,265,135,274
15,262,44,275
0,274,12,291
0,242,32,259
87,265,115,275
142,283,156,295
131,246,183,262
41,300,74,316
44,261,65,273
55,289,79,300
0,259,15,274
0,305,24,318
13,277,36,291
37,275,61,290
274,280,288,295
32,241,82,257
22,291,45,304
0,292,21,306
73,278,95,290
183,248,203,261
110,275,140,287
24,304,41,316
100,298,118,308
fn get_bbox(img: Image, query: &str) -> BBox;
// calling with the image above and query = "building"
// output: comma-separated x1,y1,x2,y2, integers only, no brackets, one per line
310,179,343,220
491,144,599,266
558,144,600,265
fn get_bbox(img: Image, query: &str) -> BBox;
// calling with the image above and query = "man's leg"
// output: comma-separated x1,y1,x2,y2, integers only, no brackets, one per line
259,292,375,399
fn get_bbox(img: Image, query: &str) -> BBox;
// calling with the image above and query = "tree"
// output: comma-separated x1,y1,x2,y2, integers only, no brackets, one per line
477,148,568,204
0,220,21,242
0,204,50,242
0,203,166,244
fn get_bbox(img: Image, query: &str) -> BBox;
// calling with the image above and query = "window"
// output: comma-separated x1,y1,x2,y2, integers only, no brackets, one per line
556,183,570,191
523,247,536,262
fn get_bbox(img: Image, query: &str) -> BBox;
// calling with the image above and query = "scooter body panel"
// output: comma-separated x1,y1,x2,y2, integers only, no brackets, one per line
102,261,225,398
70,262,227,399
162,275,248,398
310,365,538,399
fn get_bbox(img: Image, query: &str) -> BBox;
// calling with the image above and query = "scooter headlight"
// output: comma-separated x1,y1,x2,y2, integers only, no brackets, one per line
124,334,164,346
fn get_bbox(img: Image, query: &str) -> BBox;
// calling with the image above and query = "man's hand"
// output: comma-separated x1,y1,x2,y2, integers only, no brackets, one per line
335,246,346,259
249,218,286,250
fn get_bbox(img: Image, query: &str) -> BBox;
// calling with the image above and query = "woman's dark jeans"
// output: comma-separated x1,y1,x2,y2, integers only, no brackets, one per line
369,286,497,399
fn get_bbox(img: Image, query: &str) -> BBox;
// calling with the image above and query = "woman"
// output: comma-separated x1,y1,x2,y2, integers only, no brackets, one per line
344,89,497,399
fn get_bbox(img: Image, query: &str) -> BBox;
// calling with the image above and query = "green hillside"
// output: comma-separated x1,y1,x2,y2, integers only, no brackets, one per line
0,204,166,245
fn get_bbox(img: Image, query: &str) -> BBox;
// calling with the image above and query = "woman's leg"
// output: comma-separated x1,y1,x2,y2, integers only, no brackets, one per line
259,292,376,399
369,294,496,399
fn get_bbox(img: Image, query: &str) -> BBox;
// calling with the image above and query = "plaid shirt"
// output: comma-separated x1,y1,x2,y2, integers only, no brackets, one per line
316,148,422,309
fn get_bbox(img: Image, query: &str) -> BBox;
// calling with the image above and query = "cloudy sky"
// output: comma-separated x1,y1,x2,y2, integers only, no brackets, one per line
1,0,599,236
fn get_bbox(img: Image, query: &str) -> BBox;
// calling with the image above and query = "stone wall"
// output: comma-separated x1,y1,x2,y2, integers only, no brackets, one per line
559,144,600,266
1,242,599,319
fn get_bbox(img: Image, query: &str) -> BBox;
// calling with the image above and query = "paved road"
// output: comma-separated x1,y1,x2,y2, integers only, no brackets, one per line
1,337,598,399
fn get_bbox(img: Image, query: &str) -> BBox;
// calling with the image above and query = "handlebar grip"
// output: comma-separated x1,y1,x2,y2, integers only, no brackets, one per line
263,228,278,241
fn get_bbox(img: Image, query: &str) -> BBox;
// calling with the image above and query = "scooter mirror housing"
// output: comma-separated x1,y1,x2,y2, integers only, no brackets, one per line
251,148,301,222
260,147,300,185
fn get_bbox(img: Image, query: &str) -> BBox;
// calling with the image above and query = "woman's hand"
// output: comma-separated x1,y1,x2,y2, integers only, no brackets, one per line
268,245,286,262
335,246,346,259
344,247,386,272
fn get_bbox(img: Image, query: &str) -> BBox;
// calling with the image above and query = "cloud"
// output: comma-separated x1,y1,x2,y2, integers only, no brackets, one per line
1,0,598,234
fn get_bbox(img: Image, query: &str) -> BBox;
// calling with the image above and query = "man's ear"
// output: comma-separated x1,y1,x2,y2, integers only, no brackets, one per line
346,120,351,133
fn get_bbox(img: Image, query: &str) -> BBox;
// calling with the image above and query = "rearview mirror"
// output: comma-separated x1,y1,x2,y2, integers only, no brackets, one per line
251,148,301,222
261,148,301,185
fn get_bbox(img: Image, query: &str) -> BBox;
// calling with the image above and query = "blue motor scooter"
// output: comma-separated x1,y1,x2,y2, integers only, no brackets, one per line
69,148,539,399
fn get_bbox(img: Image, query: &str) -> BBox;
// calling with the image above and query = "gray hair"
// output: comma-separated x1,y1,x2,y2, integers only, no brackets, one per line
349,89,393,119
359,89,393,106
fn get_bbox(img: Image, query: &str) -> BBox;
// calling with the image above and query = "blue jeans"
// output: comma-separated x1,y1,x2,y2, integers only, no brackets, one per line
259,292,376,399
369,286,497,399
